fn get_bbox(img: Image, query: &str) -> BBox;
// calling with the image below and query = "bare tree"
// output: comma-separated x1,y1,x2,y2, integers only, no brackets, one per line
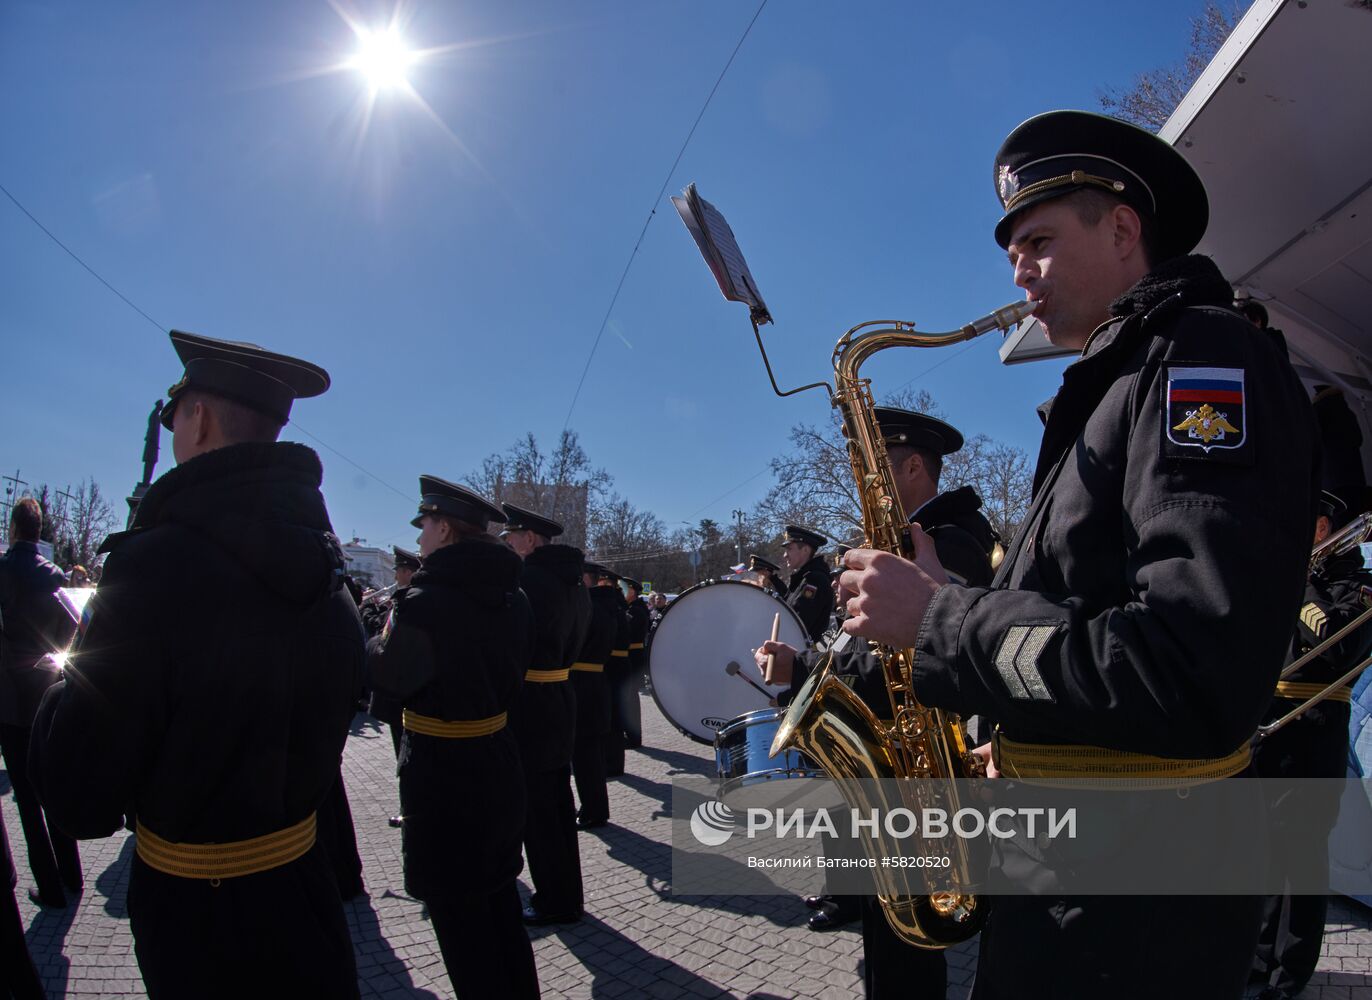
1099,2,1241,130
468,430,612,548
52,477,117,569
758,390,1034,548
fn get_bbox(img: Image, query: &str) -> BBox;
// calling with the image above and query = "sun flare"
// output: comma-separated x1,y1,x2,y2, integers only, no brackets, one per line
350,26,415,91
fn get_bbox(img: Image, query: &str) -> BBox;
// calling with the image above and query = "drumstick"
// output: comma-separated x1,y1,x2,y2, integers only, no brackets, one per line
725,662,772,698
764,612,780,684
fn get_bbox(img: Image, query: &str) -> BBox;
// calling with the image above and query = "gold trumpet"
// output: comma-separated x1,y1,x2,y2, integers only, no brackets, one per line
1258,510,1372,739
771,301,1037,949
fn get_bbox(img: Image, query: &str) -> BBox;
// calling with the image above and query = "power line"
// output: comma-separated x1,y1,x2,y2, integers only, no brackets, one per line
1,177,416,509
0,181,165,333
560,0,769,431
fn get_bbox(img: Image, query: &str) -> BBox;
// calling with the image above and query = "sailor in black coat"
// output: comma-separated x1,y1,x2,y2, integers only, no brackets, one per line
28,332,361,1000
782,525,832,643
621,578,650,749
571,563,619,828
1253,493,1372,999
368,477,538,999
501,503,592,926
761,409,995,998
839,112,1319,999
603,569,633,778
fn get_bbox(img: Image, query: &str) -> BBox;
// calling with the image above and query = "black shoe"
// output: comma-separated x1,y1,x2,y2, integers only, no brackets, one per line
521,905,582,926
807,903,858,932
577,818,609,830
27,888,66,909
387,815,404,828
803,895,828,910
624,740,642,749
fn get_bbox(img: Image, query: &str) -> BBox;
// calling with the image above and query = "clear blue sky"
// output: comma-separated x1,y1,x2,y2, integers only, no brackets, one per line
0,0,1215,550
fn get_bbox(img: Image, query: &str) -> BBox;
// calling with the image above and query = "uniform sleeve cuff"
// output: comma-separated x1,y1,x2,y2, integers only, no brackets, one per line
911,584,981,712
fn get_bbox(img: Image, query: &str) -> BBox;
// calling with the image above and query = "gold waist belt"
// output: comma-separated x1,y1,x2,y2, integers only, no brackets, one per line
136,813,316,882
611,649,629,658
993,732,1251,789
402,709,507,738
629,643,645,650
570,661,604,673
525,668,570,683
1274,680,1352,704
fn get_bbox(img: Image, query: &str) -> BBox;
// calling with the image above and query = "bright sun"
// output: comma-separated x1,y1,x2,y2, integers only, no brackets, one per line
350,27,414,91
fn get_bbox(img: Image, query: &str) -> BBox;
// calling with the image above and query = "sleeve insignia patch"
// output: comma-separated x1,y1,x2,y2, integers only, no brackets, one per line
1166,366,1246,453
992,623,1060,702
1300,602,1328,637
381,607,396,644
801,584,818,599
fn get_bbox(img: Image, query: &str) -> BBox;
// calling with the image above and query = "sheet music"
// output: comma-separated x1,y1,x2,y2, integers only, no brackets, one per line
672,184,772,325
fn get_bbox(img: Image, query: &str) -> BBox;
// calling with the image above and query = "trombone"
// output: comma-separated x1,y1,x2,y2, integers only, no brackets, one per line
1257,510,1372,739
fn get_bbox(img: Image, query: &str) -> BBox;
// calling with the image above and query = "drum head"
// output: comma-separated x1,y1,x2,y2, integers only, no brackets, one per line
648,578,811,744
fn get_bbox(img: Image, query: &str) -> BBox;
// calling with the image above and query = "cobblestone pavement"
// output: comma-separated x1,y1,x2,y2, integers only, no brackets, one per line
6,697,1372,998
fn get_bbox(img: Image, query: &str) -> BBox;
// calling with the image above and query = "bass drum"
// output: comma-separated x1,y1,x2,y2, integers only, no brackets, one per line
647,578,809,745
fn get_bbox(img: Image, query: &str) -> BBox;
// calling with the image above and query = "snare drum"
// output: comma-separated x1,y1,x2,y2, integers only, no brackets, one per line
715,707,826,809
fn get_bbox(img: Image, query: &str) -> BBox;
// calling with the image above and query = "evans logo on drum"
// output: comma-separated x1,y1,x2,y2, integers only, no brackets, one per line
701,717,730,731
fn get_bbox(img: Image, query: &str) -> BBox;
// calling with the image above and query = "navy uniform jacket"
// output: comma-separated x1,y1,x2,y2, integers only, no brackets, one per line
786,554,833,644
1257,551,1372,780
28,442,363,997
787,493,997,714
0,540,74,727
626,597,650,672
572,586,619,738
511,543,590,773
911,256,1319,759
368,536,533,899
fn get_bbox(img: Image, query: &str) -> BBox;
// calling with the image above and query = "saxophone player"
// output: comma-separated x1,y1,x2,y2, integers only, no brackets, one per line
760,408,996,998
838,112,1319,998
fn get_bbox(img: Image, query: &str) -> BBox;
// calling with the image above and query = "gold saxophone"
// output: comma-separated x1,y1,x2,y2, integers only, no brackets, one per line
770,301,1037,949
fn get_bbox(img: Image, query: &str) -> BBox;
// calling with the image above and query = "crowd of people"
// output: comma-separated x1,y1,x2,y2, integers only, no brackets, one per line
1,107,1370,1000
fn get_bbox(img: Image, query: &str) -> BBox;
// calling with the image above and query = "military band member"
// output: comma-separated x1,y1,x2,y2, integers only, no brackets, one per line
500,502,592,926
571,562,619,829
1253,491,1372,1000
29,331,362,998
368,476,538,998
782,525,832,643
620,578,650,750
761,410,996,995
365,545,423,762
747,553,782,594
838,111,1319,998
603,567,633,779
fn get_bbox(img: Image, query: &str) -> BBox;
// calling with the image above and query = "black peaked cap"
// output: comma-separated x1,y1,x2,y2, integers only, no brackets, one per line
161,330,330,431
411,475,505,529
748,553,781,574
993,110,1208,261
499,502,564,539
874,407,965,456
783,525,827,550
392,546,422,570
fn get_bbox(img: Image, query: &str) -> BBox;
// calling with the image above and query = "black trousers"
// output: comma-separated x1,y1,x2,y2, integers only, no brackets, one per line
1253,702,1349,995
128,843,358,1000
860,896,946,999
571,732,609,826
428,882,539,999
971,893,1264,999
605,660,631,778
0,724,80,903
523,764,583,917
0,883,44,1000
315,769,364,900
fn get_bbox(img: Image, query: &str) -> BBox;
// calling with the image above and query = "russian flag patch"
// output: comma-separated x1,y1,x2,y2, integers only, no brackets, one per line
1166,365,1246,454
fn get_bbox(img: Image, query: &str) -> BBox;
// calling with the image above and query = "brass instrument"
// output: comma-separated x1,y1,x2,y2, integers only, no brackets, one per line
770,301,1037,949
1258,510,1372,739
